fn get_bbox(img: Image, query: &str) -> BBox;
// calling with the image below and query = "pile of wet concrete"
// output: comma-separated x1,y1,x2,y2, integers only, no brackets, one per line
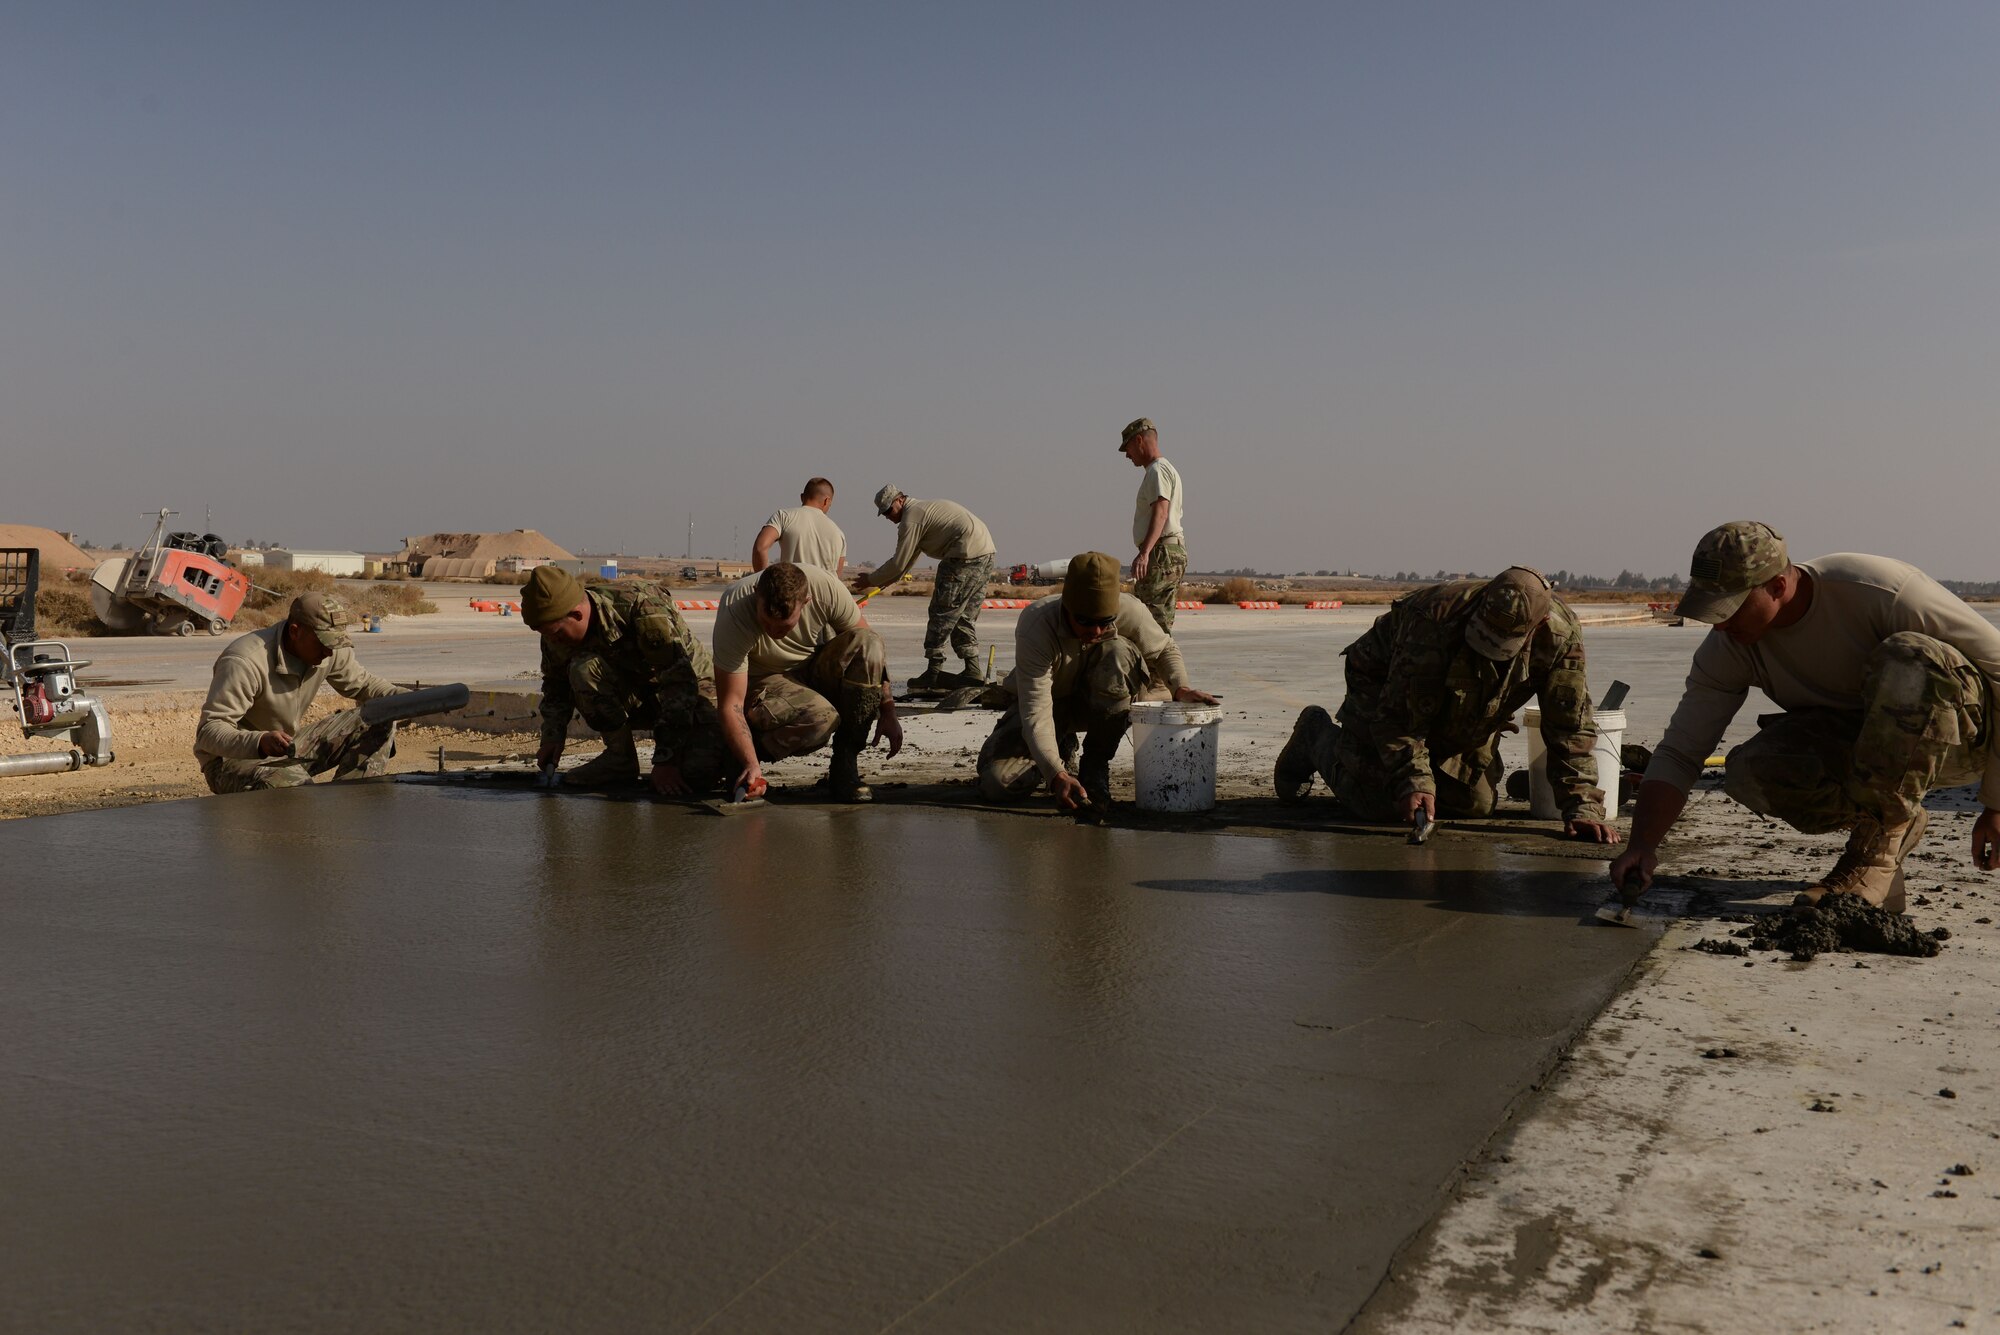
1693,894,1950,963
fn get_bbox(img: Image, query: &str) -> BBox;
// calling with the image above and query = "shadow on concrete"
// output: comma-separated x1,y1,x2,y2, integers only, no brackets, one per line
1133,865,1627,921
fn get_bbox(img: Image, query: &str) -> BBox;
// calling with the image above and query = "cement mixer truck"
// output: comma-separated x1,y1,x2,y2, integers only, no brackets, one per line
1006,558,1071,587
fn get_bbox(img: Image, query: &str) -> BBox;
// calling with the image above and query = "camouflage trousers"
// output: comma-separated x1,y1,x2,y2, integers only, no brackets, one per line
202,709,396,795
746,626,889,760
1132,542,1187,632
1291,712,1504,822
925,554,993,667
977,636,1149,801
1723,632,1989,833
564,650,727,788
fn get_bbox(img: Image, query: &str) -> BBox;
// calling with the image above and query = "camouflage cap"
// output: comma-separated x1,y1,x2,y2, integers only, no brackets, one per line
873,484,904,516
1062,551,1122,621
521,565,586,627
286,591,352,650
1675,521,1789,624
1118,417,1156,451
1465,567,1553,661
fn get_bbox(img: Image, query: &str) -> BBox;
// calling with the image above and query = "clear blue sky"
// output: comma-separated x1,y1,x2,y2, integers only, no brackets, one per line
5,2,1997,577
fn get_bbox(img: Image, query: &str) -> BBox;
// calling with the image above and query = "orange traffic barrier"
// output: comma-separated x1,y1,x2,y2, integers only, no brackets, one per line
1236,600,1281,610
469,599,500,612
981,599,1030,610
1173,600,1205,610
676,600,720,611
1306,600,1343,609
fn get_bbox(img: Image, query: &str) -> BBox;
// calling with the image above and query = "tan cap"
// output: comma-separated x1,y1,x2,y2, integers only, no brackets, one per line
1465,567,1552,661
287,591,352,650
1675,521,1789,624
1061,551,1122,621
873,484,904,515
521,566,586,627
1118,417,1155,451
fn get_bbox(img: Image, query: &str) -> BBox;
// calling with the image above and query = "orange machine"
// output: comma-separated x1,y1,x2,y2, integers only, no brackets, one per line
90,509,252,636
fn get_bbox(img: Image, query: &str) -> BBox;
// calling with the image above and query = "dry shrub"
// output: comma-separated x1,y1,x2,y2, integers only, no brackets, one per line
237,569,435,627
31,585,105,635
1215,577,1259,603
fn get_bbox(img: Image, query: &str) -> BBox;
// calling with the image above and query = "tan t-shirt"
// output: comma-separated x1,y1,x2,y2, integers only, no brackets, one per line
1007,593,1190,780
868,498,996,586
194,624,401,763
764,505,846,571
1648,554,2000,805
1133,458,1185,549
712,562,861,677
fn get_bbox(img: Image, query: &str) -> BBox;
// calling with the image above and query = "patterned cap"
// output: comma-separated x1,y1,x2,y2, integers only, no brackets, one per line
1118,417,1155,450
1674,521,1788,624
286,591,351,650
1465,567,1552,661
873,484,904,515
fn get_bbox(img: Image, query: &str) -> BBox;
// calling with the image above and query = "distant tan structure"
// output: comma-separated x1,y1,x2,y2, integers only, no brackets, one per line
0,524,95,574
396,529,574,579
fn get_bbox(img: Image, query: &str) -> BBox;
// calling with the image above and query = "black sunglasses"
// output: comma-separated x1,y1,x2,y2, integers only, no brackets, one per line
1075,613,1117,629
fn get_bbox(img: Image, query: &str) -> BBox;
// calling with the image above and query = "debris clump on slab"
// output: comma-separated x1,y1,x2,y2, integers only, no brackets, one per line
1745,894,1946,962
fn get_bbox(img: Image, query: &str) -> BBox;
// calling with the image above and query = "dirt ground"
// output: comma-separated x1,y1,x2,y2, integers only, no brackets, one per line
0,693,531,820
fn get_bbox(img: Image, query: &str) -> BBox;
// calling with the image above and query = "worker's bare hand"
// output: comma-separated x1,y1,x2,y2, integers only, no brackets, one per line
1608,846,1657,904
734,762,766,798
649,763,690,799
1173,687,1218,706
1131,550,1150,582
535,741,563,769
1051,771,1090,810
1566,817,1618,844
872,711,904,759
259,730,292,757
850,577,872,596
1397,791,1436,825
1972,808,2000,871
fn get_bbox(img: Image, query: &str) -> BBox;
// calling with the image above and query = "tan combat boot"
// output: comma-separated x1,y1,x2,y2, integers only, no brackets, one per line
1794,807,1928,915
563,729,641,787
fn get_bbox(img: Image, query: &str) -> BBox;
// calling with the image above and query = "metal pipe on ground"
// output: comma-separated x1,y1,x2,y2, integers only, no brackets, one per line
0,750,82,778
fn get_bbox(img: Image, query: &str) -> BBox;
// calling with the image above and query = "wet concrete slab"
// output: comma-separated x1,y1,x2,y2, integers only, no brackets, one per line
0,785,1653,1333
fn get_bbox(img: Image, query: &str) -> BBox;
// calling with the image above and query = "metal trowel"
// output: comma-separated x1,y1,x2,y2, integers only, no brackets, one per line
701,778,768,815
1594,866,1644,927
1407,808,1435,845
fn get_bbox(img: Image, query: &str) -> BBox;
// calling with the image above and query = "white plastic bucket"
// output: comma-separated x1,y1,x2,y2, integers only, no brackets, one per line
1521,708,1626,819
1128,701,1221,813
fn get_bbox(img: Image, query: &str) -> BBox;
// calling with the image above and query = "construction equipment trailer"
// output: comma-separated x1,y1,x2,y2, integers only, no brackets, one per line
90,508,251,636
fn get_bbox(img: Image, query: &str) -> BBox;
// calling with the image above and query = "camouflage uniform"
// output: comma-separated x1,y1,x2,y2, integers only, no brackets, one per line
1296,577,1604,821
925,554,993,670
538,581,726,786
743,626,889,760
202,708,396,794
1723,631,1989,832
1131,543,1188,632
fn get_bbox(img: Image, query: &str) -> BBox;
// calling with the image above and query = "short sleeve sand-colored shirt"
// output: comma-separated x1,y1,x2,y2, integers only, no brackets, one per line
764,506,847,571
1647,553,2000,806
194,624,401,763
1134,458,1185,549
712,563,861,677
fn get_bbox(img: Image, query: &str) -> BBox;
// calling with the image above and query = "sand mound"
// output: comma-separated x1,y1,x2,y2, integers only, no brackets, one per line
0,524,95,574
397,529,574,565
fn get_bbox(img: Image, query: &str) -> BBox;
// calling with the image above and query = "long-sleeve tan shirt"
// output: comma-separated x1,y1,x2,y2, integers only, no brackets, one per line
1007,594,1190,780
867,499,996,587
1647,554,2000,806
194,625,401,763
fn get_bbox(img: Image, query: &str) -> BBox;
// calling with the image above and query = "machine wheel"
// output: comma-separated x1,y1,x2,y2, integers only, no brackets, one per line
208,620,227,636
174,618,196,637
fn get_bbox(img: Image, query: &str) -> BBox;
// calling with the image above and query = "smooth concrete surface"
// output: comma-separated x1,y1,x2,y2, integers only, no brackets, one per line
1,786,1653,1332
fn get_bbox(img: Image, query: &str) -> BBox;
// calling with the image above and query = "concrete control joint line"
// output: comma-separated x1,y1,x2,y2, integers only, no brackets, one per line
870,1099,1224,1333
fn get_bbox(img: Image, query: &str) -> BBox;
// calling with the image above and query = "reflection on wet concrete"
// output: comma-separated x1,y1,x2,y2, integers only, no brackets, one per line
0,785,1651,1333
